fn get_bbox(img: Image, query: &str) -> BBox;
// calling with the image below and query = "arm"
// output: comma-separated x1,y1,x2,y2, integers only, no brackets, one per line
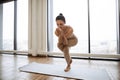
55,28,62,37
55,30,59,37
55,27,68,45
65,26,73,38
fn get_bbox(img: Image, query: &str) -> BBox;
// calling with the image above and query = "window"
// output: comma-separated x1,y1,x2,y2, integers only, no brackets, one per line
90,0,117,54
3,1,14,50
17,0,28,51
48,0,117,54
0,0,28,51
52,0,88,53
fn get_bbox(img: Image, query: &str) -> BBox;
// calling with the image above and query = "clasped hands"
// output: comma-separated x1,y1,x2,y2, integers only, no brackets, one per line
56,27,68,45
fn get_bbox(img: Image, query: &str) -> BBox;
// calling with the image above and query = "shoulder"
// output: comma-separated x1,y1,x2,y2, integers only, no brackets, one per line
64,25,73,33
64,25,73,29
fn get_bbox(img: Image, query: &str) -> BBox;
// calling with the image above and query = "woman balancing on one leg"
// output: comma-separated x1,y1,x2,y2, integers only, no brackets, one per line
55,13,78,72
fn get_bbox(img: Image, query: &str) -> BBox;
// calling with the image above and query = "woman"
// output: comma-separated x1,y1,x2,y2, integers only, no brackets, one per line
55,13,78,72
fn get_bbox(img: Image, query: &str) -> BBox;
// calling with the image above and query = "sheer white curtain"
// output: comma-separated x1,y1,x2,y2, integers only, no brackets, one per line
28,0,47,56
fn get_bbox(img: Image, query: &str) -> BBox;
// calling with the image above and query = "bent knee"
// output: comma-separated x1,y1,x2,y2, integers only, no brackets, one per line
68,38,78,47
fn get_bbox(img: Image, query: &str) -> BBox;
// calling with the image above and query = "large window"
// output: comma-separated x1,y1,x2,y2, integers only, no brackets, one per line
48,0,117,54
90,0,117,54
17,0,28,51
3,1,14,50
52,0,88,53
0,0,28,51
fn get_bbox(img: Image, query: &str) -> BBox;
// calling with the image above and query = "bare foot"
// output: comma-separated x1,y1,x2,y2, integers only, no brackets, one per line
64,65,71,72
64,59,72,72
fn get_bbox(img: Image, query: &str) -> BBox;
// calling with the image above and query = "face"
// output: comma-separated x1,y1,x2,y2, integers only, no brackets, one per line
56,20,65,28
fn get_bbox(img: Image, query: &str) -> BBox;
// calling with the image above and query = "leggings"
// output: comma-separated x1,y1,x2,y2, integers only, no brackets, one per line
57,36,78,65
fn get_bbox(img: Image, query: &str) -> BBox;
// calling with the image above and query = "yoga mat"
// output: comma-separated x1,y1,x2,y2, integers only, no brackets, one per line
19,62,110,80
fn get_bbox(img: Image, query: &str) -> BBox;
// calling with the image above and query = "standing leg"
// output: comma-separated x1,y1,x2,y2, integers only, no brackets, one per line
63,46,72,72
57,36,76,72
63,37,78,72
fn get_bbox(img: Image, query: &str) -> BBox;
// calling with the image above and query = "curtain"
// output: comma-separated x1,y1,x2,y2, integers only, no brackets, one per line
28,0,47,56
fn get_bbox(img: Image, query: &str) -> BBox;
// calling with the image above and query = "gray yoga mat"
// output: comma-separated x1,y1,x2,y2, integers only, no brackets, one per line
19,62,111,80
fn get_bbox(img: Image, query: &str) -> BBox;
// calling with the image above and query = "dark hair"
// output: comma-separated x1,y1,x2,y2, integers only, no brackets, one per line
56,13,66,23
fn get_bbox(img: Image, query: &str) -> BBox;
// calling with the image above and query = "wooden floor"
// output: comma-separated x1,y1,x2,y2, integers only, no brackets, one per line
0,54,120,80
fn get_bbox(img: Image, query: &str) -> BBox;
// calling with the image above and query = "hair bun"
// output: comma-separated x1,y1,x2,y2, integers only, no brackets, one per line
59,13,63,16
56,13,66,23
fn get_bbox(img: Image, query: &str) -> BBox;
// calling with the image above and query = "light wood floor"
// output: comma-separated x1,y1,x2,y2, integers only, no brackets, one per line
0,54,120,80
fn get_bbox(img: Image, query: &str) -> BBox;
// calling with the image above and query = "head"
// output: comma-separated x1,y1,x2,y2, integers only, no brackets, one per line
56,13,66,27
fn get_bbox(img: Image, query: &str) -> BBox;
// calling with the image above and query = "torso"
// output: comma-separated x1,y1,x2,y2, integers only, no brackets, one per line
62,26,76,39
